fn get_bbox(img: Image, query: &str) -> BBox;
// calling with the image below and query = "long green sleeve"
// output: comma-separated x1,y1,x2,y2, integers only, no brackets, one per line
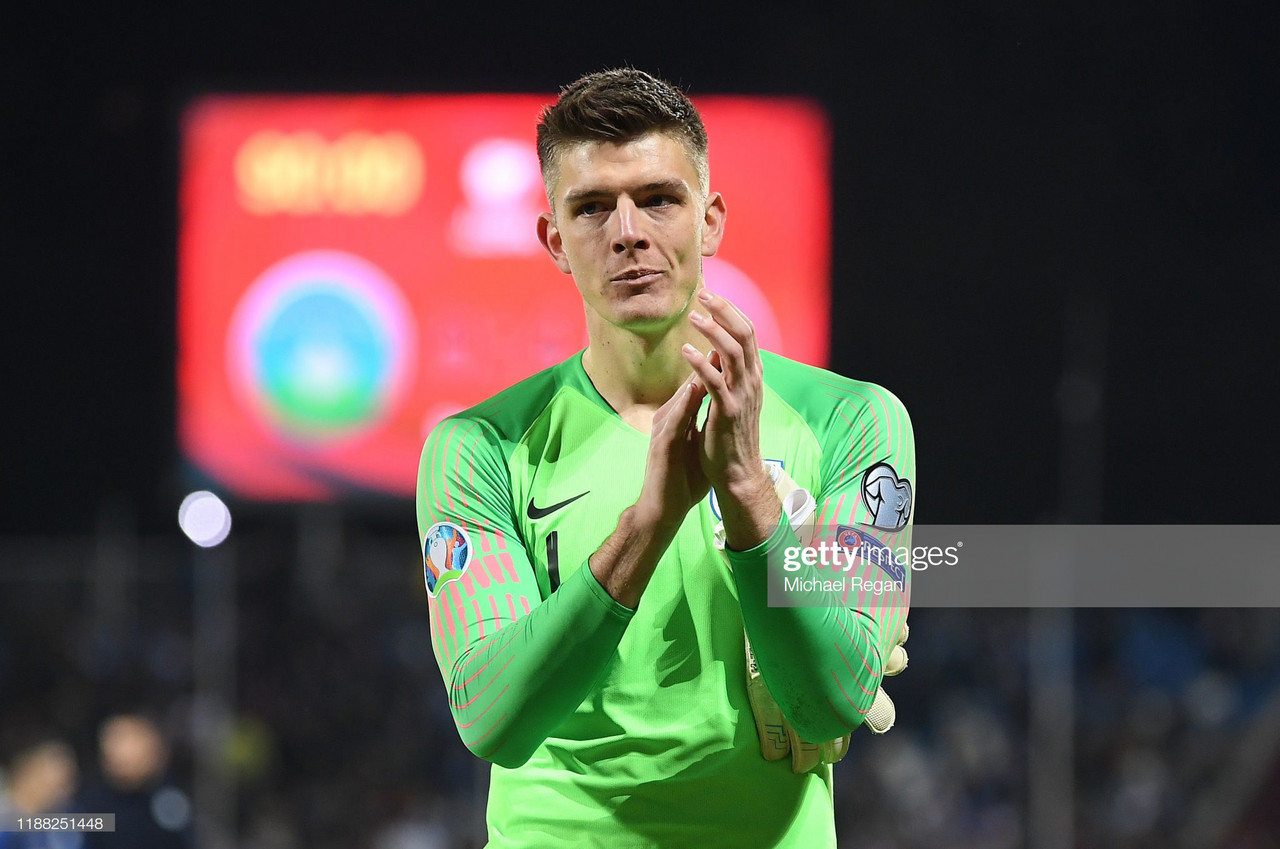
418,414,635,768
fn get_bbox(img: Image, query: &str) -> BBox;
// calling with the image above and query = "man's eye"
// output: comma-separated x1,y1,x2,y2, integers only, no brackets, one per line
578,202,601,216
645,195,675,207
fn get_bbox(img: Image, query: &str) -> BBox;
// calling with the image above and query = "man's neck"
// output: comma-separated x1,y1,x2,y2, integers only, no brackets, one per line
582,317,706,432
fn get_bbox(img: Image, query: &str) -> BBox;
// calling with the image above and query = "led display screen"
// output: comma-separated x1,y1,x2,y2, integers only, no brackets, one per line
178,94,831,500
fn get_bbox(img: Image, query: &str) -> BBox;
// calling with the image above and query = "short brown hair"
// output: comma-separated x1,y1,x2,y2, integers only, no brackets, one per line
536,68,709,203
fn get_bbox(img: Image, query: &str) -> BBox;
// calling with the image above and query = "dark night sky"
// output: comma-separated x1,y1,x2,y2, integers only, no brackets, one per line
4,1,1277,534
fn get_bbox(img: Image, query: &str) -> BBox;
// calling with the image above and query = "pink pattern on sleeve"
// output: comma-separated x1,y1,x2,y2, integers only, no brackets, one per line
447,582,470,646
500,552,518,583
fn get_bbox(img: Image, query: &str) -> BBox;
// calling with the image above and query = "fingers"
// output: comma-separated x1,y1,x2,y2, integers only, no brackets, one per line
883,618,909,676
689,289,759,369
651,375,705,444
681,342,732,413
688,307,744,374
884,644,908,677
696,289,757,352
864,686,896,734
652,371,698,423
875,619,907,736
684,290,761,414
676,379,707,438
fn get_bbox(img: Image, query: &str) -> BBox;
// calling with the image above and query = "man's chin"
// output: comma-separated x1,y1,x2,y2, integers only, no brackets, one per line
593,293,689,334
608,306,685,335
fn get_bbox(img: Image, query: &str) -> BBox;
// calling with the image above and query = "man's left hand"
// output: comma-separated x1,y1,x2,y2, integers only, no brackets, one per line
682,290,780,549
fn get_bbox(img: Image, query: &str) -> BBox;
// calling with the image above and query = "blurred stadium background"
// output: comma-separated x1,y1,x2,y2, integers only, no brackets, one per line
3,2,1278,847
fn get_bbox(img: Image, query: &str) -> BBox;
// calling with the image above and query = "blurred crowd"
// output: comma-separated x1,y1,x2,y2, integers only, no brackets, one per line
0,713,190,849
3,523,1280,848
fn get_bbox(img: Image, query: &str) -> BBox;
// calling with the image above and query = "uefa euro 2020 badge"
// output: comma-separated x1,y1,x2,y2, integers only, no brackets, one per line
423,521,473,595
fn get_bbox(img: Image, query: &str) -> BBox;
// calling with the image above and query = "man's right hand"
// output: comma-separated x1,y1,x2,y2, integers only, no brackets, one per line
589,374,708,608
636,374,711,529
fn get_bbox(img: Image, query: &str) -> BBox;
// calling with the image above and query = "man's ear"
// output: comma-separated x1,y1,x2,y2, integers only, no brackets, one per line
537,212,574,274
700,192,727,257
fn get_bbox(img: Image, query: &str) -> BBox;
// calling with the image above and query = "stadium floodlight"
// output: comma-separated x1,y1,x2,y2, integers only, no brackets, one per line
178,490,232,547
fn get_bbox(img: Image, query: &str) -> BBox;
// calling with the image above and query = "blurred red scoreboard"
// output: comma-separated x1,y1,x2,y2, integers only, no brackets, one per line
178,94,831,501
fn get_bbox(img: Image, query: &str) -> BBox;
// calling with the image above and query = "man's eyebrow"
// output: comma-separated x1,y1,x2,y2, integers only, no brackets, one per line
562,180,690,208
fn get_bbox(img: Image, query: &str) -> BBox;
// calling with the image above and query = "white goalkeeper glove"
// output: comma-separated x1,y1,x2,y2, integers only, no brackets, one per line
745,618,908,772
729,465,910,772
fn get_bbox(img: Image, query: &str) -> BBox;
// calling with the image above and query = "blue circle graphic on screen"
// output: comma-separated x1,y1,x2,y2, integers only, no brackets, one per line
228,251,416,443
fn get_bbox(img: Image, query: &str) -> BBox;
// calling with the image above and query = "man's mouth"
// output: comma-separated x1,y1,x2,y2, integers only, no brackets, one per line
611,268,663,284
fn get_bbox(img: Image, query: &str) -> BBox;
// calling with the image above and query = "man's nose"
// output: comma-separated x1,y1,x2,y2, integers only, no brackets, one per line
611,199,649,253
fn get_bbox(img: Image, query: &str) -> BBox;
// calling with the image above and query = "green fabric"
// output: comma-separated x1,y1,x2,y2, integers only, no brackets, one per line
417,350,915,848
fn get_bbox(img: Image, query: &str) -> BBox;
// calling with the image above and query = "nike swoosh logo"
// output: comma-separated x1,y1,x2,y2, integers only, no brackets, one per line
527,491,589,520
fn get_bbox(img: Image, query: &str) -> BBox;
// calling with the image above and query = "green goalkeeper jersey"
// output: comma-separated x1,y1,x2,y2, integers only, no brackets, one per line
416,350,915,848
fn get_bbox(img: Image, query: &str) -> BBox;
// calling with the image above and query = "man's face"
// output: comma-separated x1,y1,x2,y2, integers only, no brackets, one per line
538,132,725,336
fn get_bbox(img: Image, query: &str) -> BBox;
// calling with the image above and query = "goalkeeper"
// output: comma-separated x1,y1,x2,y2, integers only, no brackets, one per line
417,67,914,848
